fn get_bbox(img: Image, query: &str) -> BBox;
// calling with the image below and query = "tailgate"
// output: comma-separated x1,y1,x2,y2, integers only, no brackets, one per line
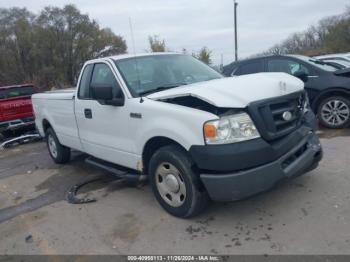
0,96,34,122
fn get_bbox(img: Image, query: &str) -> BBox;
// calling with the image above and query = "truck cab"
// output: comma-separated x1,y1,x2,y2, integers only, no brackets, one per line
32,53,322,218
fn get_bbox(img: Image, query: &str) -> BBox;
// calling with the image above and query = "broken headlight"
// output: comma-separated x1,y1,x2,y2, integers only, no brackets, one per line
303,95,310,113
203,113,260,145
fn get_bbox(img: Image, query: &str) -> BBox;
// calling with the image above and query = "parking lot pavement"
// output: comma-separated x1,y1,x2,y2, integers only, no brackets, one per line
0,129,350,255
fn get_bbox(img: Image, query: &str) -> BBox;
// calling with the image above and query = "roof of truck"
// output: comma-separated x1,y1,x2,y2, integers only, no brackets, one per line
86,52,182,64
110,52,180,61
0,83,34,90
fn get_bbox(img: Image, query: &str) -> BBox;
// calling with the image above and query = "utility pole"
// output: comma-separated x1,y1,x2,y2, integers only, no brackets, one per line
220,53,224,72
233,0,238,61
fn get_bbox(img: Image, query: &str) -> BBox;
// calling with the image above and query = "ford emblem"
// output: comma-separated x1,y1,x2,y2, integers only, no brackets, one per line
282,111,292,121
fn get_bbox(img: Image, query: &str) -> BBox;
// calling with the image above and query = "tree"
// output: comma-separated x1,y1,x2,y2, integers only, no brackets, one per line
257,6,350,57
0,5,127,89
148,35,166,52
0,8,36,85
195,47,212,65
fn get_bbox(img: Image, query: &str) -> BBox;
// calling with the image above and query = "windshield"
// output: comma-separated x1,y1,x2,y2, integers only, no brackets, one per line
114,54,222,97
308,59,339,72
0,86,36,100
291,55,339,72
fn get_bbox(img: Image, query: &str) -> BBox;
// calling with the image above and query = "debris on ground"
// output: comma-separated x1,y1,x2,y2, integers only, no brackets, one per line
25,235,33,243
66,177,103,204
1,133,41,149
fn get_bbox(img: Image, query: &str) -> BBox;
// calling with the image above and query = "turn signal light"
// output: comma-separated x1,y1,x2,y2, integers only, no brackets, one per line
204,123,217,139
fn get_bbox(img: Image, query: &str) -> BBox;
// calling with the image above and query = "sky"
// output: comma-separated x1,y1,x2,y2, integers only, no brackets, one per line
1,0,349,65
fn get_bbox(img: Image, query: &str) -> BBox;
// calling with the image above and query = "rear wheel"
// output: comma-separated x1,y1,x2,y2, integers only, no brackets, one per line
317,96,350,129
149,145,208,218
46,127,71,164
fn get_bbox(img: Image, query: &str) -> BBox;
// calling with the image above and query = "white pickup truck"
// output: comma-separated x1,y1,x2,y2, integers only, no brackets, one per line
32,53,322,217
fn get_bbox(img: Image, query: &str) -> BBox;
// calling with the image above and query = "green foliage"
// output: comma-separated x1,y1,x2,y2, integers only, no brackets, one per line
0,5,127,89
193,47,212,65
148,35,166,52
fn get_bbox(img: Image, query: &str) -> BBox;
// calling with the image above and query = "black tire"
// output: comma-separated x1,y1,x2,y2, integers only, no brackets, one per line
46,127,71,164
317,96,350,129
149,144,208,218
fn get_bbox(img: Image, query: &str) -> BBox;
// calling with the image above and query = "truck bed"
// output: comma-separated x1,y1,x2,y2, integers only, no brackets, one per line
32,88,82,151
32,88,76,100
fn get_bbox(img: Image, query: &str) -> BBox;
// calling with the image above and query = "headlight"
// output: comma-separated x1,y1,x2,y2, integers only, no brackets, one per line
203,113,260,145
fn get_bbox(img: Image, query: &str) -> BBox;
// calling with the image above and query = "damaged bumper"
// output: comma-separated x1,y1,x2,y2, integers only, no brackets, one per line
0,117,35,133
198,131,322,201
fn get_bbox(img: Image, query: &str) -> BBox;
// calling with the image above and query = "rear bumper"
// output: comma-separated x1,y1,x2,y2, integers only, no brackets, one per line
0,117,35,132
200,131,322,201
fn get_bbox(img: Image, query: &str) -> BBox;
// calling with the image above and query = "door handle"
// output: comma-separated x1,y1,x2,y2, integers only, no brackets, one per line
84,108,92,119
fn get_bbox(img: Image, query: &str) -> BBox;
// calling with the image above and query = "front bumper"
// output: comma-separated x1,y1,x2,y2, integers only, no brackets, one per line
200,131,322,201
0,117,35,133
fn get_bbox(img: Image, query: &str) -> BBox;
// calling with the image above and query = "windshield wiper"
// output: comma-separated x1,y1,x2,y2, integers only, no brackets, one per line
138,83,187,96
310,59,335,67
309,59,340,70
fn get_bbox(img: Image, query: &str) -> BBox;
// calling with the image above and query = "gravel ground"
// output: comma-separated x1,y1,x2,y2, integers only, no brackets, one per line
0,129,349,255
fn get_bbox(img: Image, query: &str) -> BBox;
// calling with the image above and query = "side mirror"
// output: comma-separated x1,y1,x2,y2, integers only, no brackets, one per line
293,71,308,83
91,86,124,106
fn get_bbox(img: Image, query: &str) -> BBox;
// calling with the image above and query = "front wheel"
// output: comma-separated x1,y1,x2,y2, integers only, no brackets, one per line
317,96,350,129
149,145,208,218
46,128,71,164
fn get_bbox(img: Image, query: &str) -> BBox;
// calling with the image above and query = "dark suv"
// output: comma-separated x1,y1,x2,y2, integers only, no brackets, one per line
223,55,350,129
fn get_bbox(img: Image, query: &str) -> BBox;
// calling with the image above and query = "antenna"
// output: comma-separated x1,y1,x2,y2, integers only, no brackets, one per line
128,17,142,101
128,17,137,56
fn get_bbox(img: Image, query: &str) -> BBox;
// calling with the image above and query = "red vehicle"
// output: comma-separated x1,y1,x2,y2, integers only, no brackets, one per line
0,84,37,136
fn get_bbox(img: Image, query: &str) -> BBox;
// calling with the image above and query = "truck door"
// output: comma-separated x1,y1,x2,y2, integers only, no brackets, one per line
74,62,136,169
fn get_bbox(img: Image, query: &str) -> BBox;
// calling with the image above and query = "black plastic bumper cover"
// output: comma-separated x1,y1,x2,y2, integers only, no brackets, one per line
200,131,322,201
189,111,318,172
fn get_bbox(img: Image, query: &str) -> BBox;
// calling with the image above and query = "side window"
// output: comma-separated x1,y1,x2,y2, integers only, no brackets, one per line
90,63,123,99
78,64,93,99
236,61,264,75
267,59,309,75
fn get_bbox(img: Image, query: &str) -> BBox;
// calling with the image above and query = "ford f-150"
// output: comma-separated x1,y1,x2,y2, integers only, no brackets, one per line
32,53,322,217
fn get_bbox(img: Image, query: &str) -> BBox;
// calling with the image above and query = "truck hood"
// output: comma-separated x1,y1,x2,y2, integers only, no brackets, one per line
147,73,304,108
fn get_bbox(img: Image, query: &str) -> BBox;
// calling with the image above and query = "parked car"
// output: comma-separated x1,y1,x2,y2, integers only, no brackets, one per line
315,53,350,63
320,59,350,69
32,53,322,218
0,84,37,137
223,55,350,129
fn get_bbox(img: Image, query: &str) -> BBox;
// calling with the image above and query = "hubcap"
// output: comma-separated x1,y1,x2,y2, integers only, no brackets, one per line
155,162,186,207
48,135,58,158
321,100,349,127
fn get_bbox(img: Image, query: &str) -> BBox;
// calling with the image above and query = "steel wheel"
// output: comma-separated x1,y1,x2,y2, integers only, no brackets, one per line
155,162,186,207
47,134,58,158
321,99,350,127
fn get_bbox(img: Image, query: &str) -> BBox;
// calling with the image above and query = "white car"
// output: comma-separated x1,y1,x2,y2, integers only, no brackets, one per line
32,53,322,217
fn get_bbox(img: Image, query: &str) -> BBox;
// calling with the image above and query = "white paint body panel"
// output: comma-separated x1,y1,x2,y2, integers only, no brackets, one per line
147,73,304,108
32,54,304,171
32,90,82,151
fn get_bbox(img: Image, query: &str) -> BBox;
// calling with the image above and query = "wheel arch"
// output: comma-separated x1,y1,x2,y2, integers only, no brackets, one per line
42,119,52,135
142,136,188,175
312,88,350,111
